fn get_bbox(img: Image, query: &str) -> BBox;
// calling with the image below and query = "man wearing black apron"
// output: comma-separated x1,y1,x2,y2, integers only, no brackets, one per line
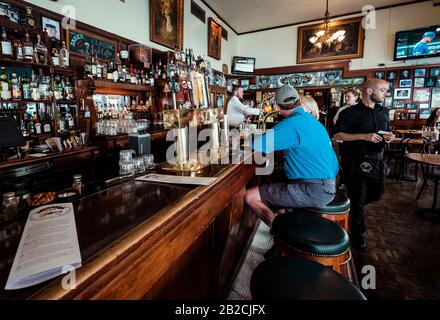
333,79,395,249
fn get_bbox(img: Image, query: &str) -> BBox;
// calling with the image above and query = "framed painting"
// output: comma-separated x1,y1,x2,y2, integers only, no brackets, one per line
413,88,431,103
150,0,184,50
208,18,222,60
297,17,364,64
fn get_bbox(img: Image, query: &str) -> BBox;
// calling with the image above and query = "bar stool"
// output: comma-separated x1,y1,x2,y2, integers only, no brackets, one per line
272,210,351,277
250,256,366,300
306,192,350,231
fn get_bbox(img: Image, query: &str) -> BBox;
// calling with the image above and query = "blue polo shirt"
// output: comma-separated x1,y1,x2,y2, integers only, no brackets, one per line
253,107,339,179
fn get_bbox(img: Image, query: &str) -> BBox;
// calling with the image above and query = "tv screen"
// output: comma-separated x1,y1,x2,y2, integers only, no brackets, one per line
231,57,255,75
394,25,440,61
0,117,26,149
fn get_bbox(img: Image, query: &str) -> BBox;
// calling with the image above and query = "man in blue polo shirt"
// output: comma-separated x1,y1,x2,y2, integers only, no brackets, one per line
245,84,339,230
413,31,435,56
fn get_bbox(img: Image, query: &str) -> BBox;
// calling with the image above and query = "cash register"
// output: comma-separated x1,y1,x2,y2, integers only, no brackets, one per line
0,117,26,162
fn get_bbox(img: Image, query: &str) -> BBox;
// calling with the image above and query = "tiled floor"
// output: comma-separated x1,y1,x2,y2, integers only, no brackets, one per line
228,175,440,300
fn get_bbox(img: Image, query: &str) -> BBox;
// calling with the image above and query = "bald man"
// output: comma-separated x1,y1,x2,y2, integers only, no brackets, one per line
333,79,395,249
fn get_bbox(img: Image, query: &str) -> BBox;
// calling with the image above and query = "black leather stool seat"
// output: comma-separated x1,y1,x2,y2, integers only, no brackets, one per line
250,256,366,300
309,192,351,213
272,210,350,256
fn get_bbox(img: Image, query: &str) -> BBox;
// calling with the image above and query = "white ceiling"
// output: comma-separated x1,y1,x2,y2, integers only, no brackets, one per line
203,0,418,33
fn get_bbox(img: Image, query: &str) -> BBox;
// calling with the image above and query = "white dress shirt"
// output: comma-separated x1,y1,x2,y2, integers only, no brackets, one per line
227,96,261,125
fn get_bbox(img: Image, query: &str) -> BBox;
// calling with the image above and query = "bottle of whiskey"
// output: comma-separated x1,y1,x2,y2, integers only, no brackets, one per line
1,26,12,58
11,73,22,100
22,7,36,29
59,41,70,68
23,33,34,62
35,34,48,64
65,108,75,129
0,67,11,100
65,77,74,100
120,44,129,61
51,48,60,66
91,55,97,79
22,74,31,100
95,56,102,79
43,112,52,134
13,39,23,61
33,112,42,135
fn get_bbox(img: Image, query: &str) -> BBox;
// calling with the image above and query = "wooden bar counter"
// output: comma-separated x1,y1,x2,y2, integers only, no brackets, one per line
0,160,257,300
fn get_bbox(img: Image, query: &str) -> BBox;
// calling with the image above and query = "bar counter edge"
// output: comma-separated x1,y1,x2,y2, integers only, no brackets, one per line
28,160,257,300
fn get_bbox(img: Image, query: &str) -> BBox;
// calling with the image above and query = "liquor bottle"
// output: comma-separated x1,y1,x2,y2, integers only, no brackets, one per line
84,55,92,78
113,56,120,82
130,65,136,84
53,75,63,100
120,44,129,61
33,112,42,135
65,108,75,129
58,113,66,133
22,75,31,100
22,7,36,29
11,73,22,100
102,62,108,80
153,63,158,80
35,34,48,64
51,48,60,66
65,77,74,100
59,41,70,68
1,26,12,58
30,71,40,100
0,67,11,100
23,33,34,62
91,55,97,79
95,56,102,79
43,113,52,134
106,62,113,81
186,49,191,67
13,39,23,61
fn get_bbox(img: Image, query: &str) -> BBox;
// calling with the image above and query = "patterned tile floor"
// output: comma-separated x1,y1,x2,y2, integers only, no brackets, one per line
228,175,440,300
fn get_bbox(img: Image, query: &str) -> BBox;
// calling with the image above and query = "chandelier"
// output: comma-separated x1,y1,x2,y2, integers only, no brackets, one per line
309,0,346,51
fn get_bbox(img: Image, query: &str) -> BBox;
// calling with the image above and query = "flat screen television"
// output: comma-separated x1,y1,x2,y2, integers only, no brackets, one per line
231,56,256,75
394,25,440,61
0,117,26,149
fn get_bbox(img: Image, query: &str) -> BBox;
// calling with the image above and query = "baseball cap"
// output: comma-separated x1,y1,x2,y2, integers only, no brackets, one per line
423,31,435,39
276,84,300,108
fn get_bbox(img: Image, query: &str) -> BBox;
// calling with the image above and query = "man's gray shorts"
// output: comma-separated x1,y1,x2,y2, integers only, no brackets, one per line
259,179,337,209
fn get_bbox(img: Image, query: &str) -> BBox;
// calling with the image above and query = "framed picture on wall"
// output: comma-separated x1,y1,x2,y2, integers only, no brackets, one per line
297,17,364,64
414,78,426,88
414,68,427,77
419,109,432,120
413,88,431,103
149,0,184,50
406,103,418,109
393,100,405,109
387,71,397,81
374,71,385,79
419,103,430,109
425,77,437,87
41,16,61,42
384,96,393,108
399,69,412,79
208,18,222,60
394,88,412,99
430,67,440,77
399,79,413,88
431,88,440,108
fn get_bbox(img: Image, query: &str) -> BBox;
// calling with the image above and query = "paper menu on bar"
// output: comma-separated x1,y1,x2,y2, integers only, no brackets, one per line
5,203,82,290
136,174,217,186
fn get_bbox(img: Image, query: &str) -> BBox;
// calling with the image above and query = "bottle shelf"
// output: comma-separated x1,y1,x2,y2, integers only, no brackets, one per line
78,79,156,93
0,99,53,104
0,58,75,75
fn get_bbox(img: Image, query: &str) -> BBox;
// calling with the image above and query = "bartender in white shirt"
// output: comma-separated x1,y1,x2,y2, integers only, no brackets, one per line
227,86,261,125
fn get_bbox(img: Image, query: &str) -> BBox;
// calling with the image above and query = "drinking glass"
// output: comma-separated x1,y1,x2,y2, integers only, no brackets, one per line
143,154,155,169
133,157,146,174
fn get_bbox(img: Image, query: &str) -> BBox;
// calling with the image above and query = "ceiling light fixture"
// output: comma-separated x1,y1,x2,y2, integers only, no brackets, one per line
309,0,346,52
